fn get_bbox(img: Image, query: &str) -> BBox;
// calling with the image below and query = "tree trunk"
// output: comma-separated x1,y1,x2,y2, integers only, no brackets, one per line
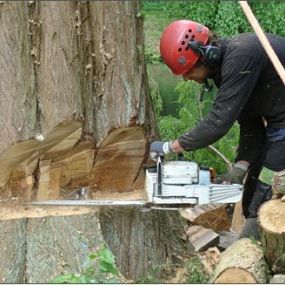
211,238,269,283
0,1,188,282
259,199,285,273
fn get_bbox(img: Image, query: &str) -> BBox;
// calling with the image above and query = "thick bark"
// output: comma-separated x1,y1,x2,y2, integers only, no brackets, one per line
0,2,36,153
0,1,156,153
0,207,103,283
0,218,27,283
211,238,269,283
0,1,185,282
259,199,285,273
99,208,192,279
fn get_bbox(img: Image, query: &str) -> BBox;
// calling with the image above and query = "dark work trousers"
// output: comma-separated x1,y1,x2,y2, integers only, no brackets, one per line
242,139,285,218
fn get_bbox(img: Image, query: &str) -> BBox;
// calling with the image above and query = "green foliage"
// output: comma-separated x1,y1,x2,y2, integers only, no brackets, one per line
50,246,120,284
142,0,166,12
149,77,163,119
214,1,250,36
250,1,285,36
144,1,285,37
157,80,239,174
185,256,209,283
164,1,220,30
144,47,162,64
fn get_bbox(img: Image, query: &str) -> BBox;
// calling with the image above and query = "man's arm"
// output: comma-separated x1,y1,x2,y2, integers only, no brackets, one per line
178,52,266,152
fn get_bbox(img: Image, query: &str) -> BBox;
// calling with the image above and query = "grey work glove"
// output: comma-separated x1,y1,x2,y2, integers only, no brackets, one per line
149,141,173,160
215,165,247,185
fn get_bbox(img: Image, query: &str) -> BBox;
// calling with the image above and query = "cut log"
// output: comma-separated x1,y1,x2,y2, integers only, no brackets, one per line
186,225,219,252
211,238,269,283
179,204,231,231
259,199,285,273
230,200,246,234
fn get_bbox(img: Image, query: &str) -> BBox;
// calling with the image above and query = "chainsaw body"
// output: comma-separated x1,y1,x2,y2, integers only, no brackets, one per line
145,157,243,205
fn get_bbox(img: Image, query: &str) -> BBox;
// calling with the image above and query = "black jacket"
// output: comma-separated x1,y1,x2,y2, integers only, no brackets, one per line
178,33,285,164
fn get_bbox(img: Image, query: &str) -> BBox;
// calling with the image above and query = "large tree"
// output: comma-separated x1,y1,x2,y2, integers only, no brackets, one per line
0,1,190,282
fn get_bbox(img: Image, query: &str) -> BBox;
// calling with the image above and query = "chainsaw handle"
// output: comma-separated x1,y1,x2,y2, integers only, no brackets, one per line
157,156,162,196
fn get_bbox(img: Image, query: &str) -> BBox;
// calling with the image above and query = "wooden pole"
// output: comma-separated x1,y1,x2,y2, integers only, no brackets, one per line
239,1,285,86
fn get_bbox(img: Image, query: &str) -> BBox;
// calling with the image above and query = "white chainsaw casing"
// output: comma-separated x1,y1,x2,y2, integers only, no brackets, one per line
145,160,243,205
162,161,199,184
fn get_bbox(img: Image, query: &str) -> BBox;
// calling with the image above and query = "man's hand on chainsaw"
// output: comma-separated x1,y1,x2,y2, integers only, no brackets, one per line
149,141,173,160
215,162,248,184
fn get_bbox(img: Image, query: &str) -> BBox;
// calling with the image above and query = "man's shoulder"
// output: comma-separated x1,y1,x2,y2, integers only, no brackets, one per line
226,33,259,48
222,33,263,58
225,32,285,52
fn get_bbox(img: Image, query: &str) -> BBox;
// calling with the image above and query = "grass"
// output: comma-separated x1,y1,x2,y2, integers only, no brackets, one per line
144,12,180,58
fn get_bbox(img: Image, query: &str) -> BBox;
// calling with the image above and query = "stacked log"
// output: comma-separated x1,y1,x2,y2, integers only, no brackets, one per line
259,199,285,273
211,238,269,283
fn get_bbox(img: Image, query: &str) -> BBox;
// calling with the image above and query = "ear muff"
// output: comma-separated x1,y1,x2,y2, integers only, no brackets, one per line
188,40,221,67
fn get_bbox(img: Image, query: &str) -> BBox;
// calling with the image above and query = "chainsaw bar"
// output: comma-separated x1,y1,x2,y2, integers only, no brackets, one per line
27,199,196,210
27,199,147,207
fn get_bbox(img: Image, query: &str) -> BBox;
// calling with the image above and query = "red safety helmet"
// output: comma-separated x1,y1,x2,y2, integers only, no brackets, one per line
160,20,209,75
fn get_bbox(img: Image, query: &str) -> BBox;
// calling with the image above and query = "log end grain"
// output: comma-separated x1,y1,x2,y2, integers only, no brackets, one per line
259,199,285,233
259,199,285,273
214,267,257,283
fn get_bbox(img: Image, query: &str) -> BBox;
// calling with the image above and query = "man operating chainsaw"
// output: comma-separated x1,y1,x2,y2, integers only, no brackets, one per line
150,20,285,239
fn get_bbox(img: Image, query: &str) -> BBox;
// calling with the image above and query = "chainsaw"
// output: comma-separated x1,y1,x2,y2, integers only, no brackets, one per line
28,156,243,209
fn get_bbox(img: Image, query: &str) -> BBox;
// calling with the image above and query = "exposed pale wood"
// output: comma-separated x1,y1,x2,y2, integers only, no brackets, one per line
37,160,52,200
230,201,246,234
215,268,256,283
37,160,62,200
10,152,39,181
179,204,231,231
186,225,219,252
7,176,35,202
40,121,83,159
90,126,147,192
59,141,95,190
0,140,40,186
259,199,285,273
211,238,269,283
